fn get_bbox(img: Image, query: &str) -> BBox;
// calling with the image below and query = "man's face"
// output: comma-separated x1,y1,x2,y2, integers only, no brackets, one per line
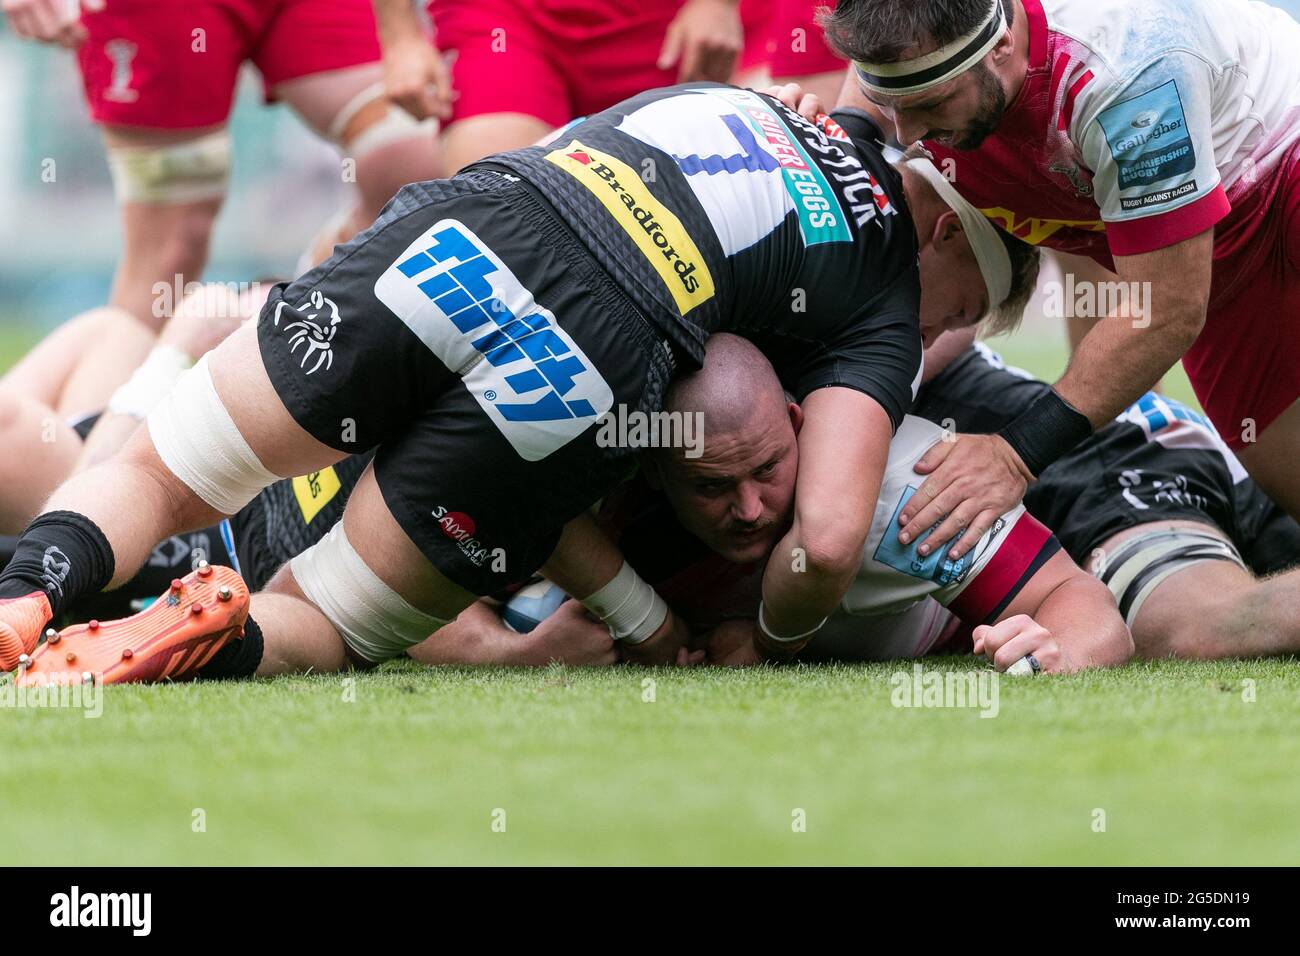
653,403,801,564
916,212,989,347
867,62,1009,150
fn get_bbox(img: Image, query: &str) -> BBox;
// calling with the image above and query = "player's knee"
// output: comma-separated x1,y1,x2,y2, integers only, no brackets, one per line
0,389,27,437
331,89,438,199
289,521,451,666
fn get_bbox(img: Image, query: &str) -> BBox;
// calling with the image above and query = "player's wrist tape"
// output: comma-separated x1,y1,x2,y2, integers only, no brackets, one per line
107,344,194,420
581,561,667,645
996,390,1092,478
757,602,828,644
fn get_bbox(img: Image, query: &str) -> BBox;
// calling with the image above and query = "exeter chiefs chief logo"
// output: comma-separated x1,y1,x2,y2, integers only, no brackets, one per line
274,289,342,375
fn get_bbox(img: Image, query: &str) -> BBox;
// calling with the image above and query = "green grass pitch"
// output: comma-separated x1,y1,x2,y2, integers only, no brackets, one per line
2,325,1296,866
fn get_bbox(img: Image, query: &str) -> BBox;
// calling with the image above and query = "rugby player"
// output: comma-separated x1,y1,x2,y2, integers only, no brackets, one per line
810,0,1300,557
379,0,747,172
917,329,1300,661
0,82,938,680
747,0,848,109
478,328,1300,668
421,334,1134,672
1,0,442,326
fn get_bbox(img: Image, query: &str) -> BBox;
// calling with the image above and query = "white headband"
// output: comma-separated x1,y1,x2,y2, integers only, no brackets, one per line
855,0,1007,96
905,157,1012,309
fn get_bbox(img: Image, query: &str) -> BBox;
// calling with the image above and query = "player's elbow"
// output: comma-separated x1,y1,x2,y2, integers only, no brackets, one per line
792,517,868,586
1063,573,1134,668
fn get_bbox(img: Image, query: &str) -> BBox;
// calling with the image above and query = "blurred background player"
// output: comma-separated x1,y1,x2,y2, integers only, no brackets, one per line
747,0,847,109
377,0,747,172
0,0,442,328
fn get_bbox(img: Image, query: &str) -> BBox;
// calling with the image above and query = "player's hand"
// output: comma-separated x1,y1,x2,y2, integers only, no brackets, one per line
972,614,1067,674
619,606,691,666
381,35,453,121
762,82,825,122
702,619,764,666
659,0,743,83
898,433,1032,560
3,0,103,48
519,599,617,667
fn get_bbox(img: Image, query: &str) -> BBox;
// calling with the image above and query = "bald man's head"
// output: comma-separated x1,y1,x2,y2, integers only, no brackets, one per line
648,334,802,564
664,333,790,435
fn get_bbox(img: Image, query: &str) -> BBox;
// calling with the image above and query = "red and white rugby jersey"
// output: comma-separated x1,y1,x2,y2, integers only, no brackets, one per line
841,416,1060,626
927,0,1300,264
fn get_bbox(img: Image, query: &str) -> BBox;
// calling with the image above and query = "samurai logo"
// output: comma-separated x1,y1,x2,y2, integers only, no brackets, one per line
274,289,342,375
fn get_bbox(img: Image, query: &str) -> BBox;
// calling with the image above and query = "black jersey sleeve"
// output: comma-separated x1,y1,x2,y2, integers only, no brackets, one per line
791,266,923,429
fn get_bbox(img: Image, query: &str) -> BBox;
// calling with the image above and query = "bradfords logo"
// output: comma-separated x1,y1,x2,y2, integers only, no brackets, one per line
432,506,489,566
374,219,613,461
545,140,715,316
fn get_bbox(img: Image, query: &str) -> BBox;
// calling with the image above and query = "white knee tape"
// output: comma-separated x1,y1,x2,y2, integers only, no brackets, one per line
147,354,279,514
291,521,449,663
106,129,232,204
581,561,667,645
329,81,436,159
107,344,193,421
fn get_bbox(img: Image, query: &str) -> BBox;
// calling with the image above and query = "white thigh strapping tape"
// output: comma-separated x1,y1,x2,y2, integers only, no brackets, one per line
291,520,449,663
105,129,233,204
108,344,193,420
146,354,279,515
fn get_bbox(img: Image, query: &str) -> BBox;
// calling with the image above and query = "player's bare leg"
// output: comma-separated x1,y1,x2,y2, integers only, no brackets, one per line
1236,400,1300,522
1092,518,1300,659
0,321,344,669
101,125,229,332
0,393,83,534
442,113,551,175
250,465,476,677
0,307,155,530
274,63,442,266
0,306,154,418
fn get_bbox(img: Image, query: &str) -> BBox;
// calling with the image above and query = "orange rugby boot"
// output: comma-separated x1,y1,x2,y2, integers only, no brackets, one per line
0,591,52,672
15,563,249,687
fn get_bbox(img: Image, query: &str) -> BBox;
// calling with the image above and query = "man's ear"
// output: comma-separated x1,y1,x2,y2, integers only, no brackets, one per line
933,209,963,249
788,401,804,436
989,27,1015,68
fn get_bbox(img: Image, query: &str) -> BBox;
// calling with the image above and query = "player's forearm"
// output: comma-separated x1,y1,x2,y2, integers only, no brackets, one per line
372,0,423,46
1032,575,1134,670
1053,301,1201,427
1054,235,1212,427
759,389,890,645
540,512,625,602
406,600,517,666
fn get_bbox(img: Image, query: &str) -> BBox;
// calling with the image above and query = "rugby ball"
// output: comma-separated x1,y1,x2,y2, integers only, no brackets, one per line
502,579,569,633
